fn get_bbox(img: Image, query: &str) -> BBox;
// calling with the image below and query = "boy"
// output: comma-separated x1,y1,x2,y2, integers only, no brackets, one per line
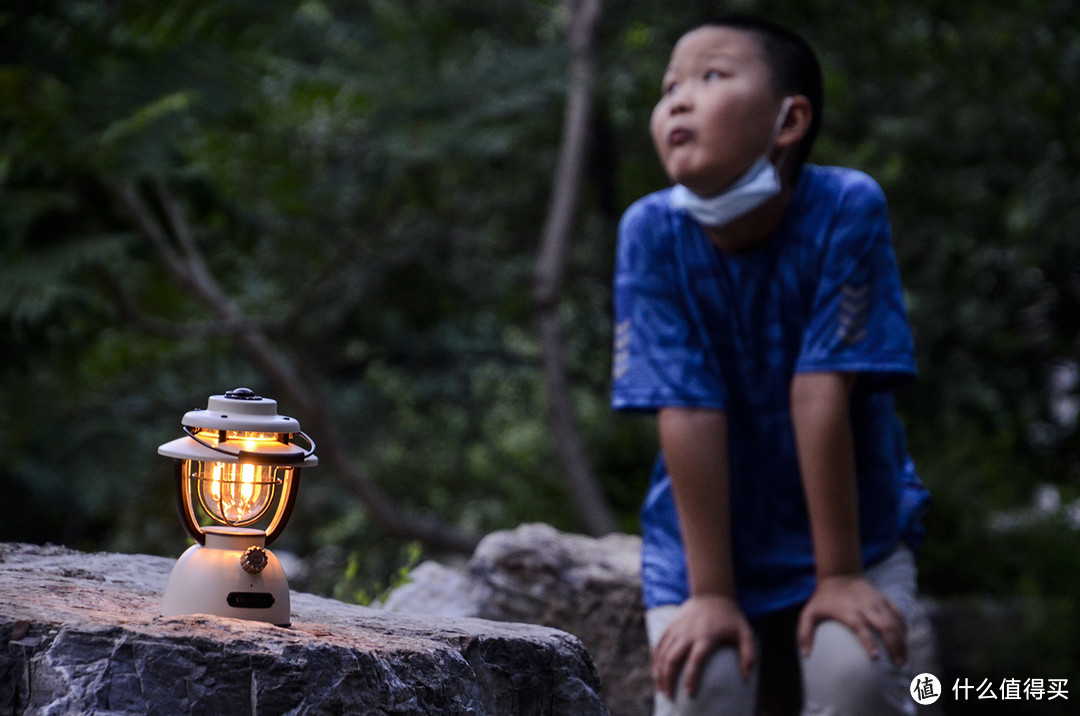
611,15,929,716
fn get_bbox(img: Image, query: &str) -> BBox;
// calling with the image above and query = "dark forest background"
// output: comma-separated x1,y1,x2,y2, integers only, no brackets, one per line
2,0,1078,698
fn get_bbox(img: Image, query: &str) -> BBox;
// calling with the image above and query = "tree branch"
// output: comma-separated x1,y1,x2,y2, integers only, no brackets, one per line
108,178,481,555
109,182,190,285
531,0,616,535
104,277,243,340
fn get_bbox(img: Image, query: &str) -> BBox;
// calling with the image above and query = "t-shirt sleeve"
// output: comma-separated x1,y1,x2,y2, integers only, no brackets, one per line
611,199,727,411
795,176,917,385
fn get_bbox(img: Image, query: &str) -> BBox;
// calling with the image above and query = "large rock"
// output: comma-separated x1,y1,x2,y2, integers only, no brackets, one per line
381,524,946,716
0,542,607,715
381,524,652,716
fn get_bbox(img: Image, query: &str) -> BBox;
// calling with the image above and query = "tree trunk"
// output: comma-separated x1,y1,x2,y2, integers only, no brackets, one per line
532,0,616,536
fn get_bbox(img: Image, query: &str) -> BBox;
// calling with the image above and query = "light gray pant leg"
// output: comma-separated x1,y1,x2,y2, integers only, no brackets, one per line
645,605,759,716
800,547,919,716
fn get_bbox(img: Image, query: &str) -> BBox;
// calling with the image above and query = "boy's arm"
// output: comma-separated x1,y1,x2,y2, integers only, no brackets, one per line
790,372,907,664
652,407,756,698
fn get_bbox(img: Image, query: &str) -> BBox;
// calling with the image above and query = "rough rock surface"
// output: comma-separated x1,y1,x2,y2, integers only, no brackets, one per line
381,524,652,716
381,523,946,716
0,542,607,715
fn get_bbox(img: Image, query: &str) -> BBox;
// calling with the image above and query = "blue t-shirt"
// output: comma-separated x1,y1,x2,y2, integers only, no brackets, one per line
611,165,929,618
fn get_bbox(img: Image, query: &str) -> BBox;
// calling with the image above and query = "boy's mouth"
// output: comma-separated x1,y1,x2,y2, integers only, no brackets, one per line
667,128,692,147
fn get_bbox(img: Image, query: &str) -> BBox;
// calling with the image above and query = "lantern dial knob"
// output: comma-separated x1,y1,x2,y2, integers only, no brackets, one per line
240,546,269,574
225,387,261,400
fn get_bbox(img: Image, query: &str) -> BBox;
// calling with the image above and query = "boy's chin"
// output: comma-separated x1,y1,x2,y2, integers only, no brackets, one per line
666,172,702,193
665,167,722,196
659,159,698,189
671,178,718,198
675,171,745,199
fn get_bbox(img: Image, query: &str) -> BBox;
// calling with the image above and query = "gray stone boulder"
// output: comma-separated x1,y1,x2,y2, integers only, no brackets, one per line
0,542,607,715
380,523,946,716
381,524,652,716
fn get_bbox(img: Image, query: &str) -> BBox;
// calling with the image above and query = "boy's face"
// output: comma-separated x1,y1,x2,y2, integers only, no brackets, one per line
651,26,785,197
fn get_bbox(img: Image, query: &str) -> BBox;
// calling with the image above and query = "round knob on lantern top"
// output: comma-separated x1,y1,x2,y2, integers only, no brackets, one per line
241,545,269,574
224,387,261,400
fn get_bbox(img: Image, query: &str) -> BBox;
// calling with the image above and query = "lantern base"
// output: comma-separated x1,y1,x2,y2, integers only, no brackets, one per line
161,527,291,627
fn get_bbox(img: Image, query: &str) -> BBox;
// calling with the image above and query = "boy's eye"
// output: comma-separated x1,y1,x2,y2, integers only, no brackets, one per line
662,81,680,97
704,69,726,81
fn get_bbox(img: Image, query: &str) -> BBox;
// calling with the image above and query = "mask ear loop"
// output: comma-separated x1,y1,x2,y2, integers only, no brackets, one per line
767,96,797,175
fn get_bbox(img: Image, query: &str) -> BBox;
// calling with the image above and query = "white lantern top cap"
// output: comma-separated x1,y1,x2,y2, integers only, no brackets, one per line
180,388,303,433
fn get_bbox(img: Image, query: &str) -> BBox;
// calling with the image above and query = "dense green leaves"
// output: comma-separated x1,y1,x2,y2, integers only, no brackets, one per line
2,6,1079,681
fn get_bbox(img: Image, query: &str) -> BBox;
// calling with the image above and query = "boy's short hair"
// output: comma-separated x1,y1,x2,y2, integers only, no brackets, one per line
703,15,824,173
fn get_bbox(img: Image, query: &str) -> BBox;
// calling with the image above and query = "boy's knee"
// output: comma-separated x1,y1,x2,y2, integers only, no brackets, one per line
801,620,914,716
654,646,758,716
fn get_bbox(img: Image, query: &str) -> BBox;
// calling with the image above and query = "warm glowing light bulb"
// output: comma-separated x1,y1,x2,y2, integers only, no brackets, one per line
197,459,274,526
241,463,255,502
210,463,223,501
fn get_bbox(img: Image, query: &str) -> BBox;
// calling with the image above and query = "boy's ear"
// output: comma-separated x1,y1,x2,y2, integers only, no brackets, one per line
774,95,812,152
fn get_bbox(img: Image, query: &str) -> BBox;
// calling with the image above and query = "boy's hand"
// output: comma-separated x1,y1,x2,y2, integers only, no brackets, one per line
652,594,757,698
795,574,907,665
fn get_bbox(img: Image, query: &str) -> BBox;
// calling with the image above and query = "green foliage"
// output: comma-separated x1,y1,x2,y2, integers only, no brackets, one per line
1,0,1079,679
334,540,424,606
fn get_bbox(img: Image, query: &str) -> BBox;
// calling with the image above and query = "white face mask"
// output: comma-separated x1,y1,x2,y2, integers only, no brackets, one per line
670,97,795,228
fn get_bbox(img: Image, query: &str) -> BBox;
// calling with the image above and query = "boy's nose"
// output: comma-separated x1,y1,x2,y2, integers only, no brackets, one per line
668,87,692,114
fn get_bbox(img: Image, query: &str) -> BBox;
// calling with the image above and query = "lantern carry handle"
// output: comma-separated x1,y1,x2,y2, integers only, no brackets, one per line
289,430,317,460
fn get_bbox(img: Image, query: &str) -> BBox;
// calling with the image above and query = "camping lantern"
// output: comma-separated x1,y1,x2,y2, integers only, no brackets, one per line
158,388,317,626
